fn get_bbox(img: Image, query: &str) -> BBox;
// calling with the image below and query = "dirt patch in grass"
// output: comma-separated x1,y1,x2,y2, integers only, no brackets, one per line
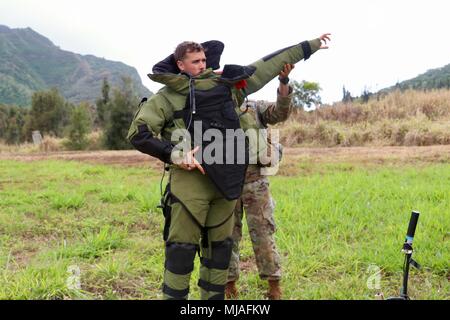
278,145,450,175
0,150,164,170
82,276,148,299
3,235,58,270
283,145,450,164
1,146,448,176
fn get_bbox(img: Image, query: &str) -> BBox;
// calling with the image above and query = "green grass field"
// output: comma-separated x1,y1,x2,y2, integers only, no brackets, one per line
0,159,448,299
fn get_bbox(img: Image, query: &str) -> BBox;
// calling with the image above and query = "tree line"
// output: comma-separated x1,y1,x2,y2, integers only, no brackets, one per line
0,77,139,150
0,78,323,149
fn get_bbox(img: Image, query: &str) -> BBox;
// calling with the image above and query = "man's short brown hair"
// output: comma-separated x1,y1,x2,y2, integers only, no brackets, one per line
174,41,204,62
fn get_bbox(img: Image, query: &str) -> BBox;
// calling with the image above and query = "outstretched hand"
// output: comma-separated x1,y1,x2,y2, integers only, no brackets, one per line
319,33,331,49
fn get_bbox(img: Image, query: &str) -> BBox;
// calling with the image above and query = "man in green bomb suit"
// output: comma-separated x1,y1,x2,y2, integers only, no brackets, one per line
127,34,331,300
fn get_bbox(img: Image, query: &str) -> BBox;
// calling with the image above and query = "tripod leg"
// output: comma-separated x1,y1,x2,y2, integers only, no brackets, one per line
400,254,411,299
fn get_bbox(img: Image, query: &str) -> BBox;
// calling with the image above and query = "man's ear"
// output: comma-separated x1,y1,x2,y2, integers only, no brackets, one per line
176,60,184,72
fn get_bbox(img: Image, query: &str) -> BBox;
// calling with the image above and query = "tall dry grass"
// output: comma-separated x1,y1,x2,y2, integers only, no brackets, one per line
0,131,104,153
2,89,449,152
279,89,450,147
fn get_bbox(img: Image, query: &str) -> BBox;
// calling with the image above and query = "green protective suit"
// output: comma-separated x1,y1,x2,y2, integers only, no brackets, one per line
127,38,322,300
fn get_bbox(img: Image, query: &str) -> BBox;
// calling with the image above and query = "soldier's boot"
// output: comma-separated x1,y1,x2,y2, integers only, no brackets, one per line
267,280,282,300
225,280,238,299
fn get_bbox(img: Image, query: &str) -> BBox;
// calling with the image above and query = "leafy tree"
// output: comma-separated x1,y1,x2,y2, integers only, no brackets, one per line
25,88,71,138
103,77,139,150
0,104,28,144
342,85,353,103
361,87,373,103
95,77,111,128
292,80,322,109
101,77,110,103
0,105,8,141
64,102,92,150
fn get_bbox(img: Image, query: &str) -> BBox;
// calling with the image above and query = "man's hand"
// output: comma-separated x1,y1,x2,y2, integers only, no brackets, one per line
319,33,331,49
177,146,205,175
279,63,295,78
278,63,294,96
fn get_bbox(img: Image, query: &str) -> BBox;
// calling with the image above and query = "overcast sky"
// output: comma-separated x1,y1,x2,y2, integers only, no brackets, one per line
1,0,449,103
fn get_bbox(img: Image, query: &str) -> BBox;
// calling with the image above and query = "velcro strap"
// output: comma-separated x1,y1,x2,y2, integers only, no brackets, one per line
173,110,185,119
209,293,225,300
173,104,229,119
162,284,189,299
300,41,312,60
200,257,229,270
198,279,225,293
201,228,209,249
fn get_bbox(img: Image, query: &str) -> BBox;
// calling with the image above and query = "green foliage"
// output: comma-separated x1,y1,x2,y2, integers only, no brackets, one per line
56,226,128,260
0,74,35,107
0,104,28,144
342,85,353,102
25,88,71,138
0,260,84,299
101,78,110,104
95,78,111,128
0,25,152,107
292,80,322,109
0,159,448,299
383,63,450,94
50,192,86,210
103,77,139,150
64,102,92,150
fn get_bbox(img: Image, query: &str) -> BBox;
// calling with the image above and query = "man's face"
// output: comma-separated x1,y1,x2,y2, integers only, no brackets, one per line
176,50,206,77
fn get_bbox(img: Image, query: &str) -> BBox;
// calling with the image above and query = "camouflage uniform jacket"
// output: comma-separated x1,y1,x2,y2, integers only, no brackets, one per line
239,87,293,182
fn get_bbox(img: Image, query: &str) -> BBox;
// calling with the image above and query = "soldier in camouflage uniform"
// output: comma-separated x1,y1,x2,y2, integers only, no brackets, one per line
226,64,295,300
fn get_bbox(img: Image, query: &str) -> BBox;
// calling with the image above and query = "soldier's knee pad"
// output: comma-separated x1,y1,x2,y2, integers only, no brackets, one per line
165,242,197,275
201,237,233,270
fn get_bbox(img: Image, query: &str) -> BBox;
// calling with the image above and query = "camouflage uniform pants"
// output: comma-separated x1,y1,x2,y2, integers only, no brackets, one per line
227,165,281,281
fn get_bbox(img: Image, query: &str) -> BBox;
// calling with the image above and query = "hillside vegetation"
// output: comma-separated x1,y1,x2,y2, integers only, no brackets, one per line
0,25,151,106
383,63,450,92
280,89,450,147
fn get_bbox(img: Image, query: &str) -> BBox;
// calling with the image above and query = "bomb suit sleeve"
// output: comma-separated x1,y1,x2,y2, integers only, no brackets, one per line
127,94,175,163
245,38,322,95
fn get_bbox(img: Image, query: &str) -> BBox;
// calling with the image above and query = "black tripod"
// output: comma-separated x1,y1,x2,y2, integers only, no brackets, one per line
387,211,421,300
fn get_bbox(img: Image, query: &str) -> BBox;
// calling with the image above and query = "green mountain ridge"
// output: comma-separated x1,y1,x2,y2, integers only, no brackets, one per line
0,25,152,106
381,63,450,93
